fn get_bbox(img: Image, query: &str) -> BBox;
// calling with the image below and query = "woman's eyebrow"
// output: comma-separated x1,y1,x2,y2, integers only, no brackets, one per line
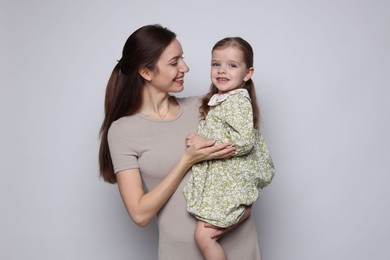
167,55,180,63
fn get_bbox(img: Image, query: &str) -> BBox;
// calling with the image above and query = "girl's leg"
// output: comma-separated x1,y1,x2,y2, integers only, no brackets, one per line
195,221,227,260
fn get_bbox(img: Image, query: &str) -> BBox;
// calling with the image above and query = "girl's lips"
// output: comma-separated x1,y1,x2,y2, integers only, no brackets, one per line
216,77,229,82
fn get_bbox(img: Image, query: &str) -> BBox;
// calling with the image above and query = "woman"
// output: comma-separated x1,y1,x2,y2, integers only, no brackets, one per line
99,24,262,259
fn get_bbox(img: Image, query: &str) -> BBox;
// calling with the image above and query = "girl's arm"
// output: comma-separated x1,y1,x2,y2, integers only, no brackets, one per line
219,95,256,156
116,140,236,227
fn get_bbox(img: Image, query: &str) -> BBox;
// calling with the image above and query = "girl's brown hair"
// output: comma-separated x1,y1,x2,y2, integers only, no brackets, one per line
200,37,260,129
99,24,176,183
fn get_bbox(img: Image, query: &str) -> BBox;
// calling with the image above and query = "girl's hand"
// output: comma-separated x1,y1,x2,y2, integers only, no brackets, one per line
205,206,252,240
185,133,207,147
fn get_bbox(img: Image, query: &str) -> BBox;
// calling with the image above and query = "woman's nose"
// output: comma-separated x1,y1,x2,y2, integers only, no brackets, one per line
180,60,190,73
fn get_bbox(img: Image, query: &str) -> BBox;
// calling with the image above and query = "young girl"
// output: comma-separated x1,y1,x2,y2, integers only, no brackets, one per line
183,37,275,260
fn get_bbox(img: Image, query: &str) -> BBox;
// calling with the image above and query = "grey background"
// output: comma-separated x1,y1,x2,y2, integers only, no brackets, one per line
1,0,389,259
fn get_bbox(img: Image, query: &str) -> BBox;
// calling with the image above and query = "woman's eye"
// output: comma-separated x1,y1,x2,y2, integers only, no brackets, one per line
170,56,185,66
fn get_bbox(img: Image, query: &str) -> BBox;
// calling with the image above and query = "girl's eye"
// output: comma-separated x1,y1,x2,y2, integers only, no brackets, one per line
211,63,220,67
230,64,238,68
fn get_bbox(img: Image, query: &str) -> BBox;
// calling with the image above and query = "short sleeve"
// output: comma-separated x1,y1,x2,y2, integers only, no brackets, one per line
107,121,139,173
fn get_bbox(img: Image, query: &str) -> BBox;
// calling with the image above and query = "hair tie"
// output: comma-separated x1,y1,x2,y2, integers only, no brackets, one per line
117,58,126,74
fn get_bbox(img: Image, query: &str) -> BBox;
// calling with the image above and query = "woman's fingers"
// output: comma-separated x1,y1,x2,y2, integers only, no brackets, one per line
186,139,236,164
203,206,252,239
203,223,229,240
207,143,236,158
201,142,236,159
195,139,216,148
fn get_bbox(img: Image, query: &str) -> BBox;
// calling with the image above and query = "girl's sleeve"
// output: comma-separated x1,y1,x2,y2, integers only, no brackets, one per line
220,94,256,156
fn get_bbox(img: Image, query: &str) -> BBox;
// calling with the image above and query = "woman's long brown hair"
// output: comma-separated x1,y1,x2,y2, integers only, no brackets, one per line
99,25,176,183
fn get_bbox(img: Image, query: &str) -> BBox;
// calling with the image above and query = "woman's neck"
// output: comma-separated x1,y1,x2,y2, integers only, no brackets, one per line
139,87,178,120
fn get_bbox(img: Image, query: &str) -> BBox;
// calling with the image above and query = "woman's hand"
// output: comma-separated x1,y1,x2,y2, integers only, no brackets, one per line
205,206,252,240
183,135,236,165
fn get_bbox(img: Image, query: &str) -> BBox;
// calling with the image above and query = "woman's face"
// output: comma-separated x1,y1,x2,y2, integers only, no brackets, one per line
148,39,190,93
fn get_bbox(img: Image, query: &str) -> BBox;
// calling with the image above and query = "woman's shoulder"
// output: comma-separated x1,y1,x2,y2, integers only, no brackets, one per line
107,114,142,139
175,96,202,122
176,95,201,106
175,96,201,114
112,114,138,127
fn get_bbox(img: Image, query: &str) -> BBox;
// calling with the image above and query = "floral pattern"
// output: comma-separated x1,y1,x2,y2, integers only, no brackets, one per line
183,91,275,228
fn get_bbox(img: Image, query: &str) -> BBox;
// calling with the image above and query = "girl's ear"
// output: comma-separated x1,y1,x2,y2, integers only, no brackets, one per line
244,67,254,82
139,67,152,81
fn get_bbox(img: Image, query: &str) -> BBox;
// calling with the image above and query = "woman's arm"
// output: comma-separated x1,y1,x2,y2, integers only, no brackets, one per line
116,140,236,227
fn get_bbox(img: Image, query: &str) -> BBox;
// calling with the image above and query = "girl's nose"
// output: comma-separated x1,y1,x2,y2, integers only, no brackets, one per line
218,65,226,73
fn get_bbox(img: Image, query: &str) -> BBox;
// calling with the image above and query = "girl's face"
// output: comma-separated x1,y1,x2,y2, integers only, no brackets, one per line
210,46,253,94
147,39,190,94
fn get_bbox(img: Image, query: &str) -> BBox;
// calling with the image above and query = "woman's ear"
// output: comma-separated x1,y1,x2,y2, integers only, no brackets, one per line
244,67,254,82
139,67,152,81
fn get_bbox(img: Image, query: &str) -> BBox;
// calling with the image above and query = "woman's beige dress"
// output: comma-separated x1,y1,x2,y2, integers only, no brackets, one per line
108,96,262,259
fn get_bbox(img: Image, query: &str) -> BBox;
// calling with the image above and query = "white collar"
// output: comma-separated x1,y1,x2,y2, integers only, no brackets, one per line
208,89,251,106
